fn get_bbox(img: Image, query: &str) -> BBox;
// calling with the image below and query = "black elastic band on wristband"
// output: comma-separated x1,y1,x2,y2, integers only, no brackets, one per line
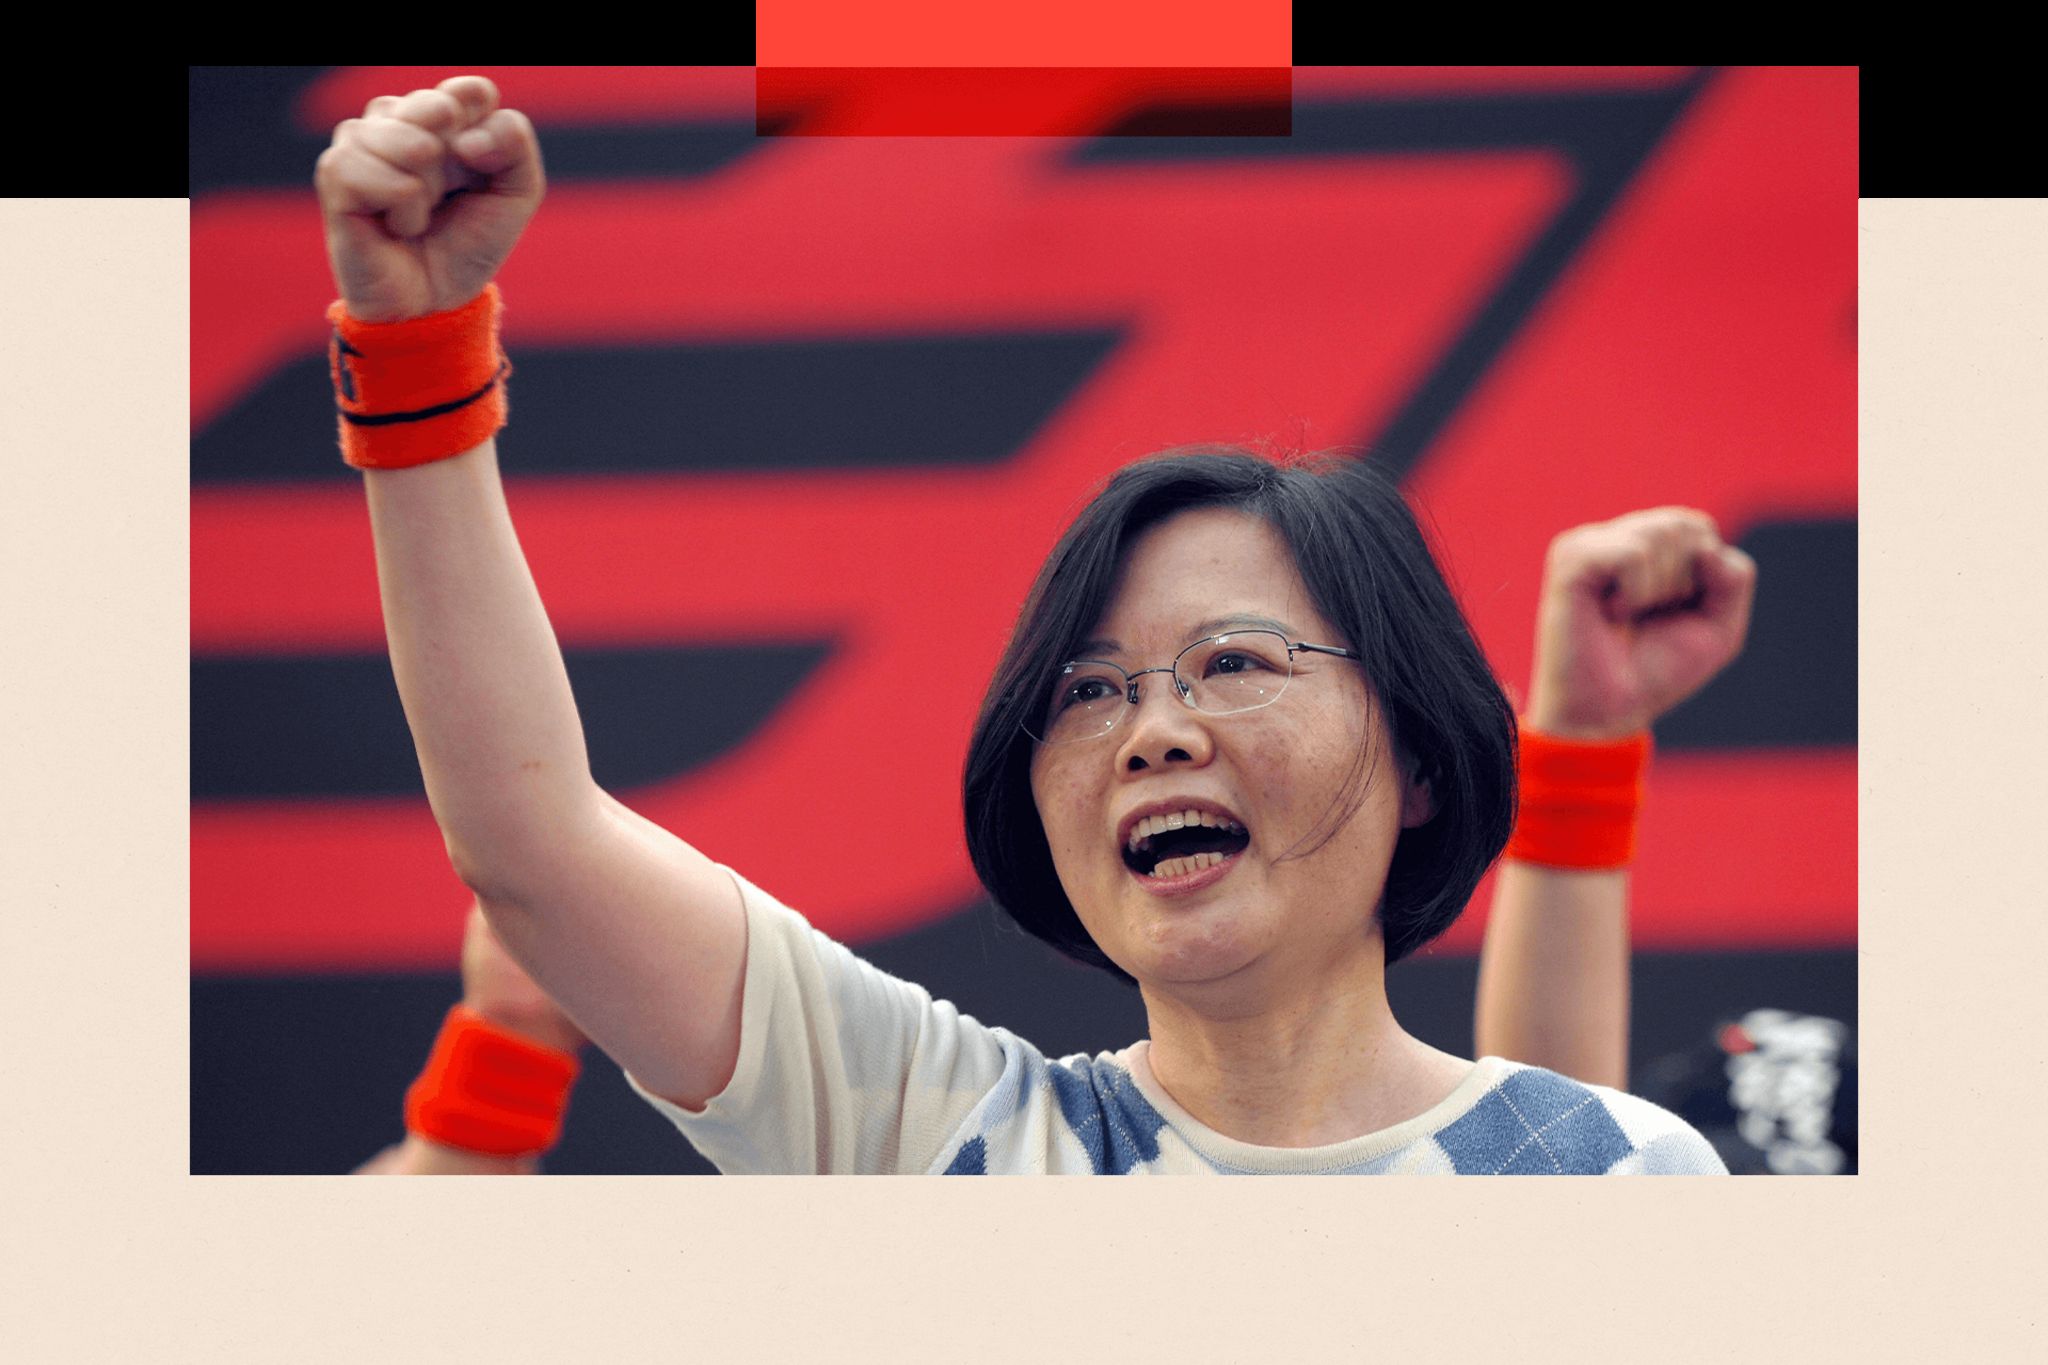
338,360,509,427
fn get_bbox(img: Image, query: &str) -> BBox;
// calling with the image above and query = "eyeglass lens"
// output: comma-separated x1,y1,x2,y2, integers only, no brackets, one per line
1030,631,1294,744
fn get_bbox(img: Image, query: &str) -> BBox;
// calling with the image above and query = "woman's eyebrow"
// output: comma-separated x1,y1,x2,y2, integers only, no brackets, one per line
1071,613,1301,658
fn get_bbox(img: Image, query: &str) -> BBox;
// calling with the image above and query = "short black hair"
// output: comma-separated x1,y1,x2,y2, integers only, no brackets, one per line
962,445,1517,987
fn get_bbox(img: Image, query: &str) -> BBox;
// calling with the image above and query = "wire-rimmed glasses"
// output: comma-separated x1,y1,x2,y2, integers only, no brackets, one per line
1024,629,1359,745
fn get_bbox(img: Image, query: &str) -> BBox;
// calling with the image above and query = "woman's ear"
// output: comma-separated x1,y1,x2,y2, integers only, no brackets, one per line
1399,753,1437,829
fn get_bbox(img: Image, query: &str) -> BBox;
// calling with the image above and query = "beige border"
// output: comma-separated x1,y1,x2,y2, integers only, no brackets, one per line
4,187,2036,1356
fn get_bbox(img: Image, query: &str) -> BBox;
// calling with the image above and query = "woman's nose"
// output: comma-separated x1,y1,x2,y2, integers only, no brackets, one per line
1116,673,1211,768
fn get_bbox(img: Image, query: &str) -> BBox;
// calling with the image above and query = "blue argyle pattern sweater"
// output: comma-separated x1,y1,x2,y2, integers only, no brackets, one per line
627,868,1728,1175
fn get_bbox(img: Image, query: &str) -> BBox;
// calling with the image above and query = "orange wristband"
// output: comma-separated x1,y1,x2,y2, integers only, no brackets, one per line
1503,725,1652,870
403,1004,580,1158
327,284,511,469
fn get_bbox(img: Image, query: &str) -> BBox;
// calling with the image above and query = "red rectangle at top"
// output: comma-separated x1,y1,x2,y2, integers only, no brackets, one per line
756,66,1292,137
757,0,1292,68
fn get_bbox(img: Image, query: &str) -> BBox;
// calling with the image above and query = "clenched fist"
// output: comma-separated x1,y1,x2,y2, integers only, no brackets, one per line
314,75,544,324
1526,507,1758,740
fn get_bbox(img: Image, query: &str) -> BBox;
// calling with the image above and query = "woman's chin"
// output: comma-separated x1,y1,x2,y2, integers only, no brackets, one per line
1079,870,1273,986
1123,911,1270,988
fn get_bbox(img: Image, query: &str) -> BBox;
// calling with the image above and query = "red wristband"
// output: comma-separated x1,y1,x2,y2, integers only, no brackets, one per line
327,284,511,469
1503,725,1652,870
403,1004,580,1157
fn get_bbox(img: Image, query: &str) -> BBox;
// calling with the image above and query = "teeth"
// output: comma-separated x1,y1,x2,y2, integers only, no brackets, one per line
1149,851,1227,879
1126,809,1247,853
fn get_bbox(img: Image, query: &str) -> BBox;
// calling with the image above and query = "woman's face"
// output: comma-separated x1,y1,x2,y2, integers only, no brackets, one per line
1028,506,1435,997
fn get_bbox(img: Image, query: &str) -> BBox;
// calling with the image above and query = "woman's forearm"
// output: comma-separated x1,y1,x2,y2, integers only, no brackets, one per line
1473,861,1630,1089
363,437,601,899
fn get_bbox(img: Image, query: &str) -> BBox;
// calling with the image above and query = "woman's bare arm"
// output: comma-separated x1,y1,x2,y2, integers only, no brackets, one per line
322,77,744,1108
362,444,593,895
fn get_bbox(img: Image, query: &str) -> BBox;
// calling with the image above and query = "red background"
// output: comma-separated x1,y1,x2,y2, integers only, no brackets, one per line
192,66,1856,974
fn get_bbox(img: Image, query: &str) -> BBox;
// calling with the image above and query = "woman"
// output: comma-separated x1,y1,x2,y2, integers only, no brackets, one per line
325,77,1753,1175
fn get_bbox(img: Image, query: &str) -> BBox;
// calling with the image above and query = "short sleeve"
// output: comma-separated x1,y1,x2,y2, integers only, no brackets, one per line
1594,1085,1732,1175
623,867,1017,1173
1630,1124,1731,1175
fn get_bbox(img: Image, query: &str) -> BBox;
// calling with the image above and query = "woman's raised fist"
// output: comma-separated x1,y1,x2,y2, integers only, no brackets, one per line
314,75,545,323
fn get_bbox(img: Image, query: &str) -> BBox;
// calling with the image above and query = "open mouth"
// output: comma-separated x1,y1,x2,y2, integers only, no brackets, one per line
1122,818,1252,880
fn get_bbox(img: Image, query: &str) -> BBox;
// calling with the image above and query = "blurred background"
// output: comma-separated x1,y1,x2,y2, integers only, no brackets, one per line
190,65,1856,1174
